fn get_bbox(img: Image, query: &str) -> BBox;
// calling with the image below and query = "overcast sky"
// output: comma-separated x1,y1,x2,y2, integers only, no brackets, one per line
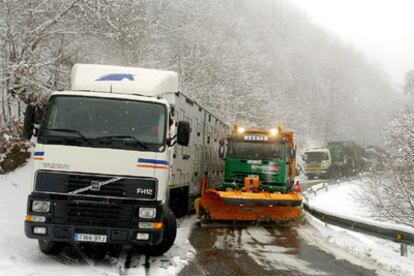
288,0,414,90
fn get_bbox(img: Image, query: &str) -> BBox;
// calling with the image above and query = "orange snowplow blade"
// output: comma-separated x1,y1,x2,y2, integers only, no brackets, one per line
199,189,302,222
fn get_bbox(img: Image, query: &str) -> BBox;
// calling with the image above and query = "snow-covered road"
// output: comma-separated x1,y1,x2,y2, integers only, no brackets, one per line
1,161,409,276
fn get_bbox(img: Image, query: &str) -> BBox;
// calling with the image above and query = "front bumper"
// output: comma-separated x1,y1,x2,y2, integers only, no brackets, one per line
305,168,326,175
305,171,327,176
24,222,162,245
25,192,164,245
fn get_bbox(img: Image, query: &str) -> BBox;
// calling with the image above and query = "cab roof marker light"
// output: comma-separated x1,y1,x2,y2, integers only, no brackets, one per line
270,128,278,136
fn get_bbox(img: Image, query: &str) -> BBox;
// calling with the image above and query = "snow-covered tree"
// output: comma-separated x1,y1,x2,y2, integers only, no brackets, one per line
404,69,414,95
0,0,142,171
0,0,399,171
361,105,414,227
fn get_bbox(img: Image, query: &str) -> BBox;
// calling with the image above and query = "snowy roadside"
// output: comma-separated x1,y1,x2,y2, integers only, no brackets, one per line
299,179,414,275
0,160,195,276
304,180,414,235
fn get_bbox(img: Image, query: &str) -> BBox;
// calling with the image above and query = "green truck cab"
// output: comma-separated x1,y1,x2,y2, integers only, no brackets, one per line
220,125,296,193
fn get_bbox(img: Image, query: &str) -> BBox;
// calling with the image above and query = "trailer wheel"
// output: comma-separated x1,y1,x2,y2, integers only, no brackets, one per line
38,240,65,255
140,207,177,256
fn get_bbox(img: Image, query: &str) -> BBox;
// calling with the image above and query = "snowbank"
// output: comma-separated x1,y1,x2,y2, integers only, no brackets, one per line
305,180,414,235
0,160,195,276
299,214,414,276
301,179,414,275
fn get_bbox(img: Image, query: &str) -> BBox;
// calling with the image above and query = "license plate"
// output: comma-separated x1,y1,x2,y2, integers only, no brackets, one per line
74,233,107,243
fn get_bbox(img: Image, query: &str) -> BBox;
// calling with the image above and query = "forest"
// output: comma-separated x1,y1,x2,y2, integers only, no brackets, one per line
0,0,408,170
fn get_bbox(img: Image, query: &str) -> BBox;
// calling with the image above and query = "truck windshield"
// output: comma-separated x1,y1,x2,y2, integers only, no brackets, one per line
227,141,286,160
304,152,329,163
38,95,167,151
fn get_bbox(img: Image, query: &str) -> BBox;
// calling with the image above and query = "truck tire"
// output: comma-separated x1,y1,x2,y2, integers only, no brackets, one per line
169,186,189,218
140,207,177,256
38,240,65,255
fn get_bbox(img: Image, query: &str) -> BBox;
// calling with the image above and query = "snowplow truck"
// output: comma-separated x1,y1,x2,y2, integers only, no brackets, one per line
195,124,302,222
23,64,228,256
303,141,365,179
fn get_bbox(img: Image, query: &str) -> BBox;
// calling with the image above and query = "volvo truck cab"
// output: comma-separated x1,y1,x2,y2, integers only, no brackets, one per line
23,64,190,256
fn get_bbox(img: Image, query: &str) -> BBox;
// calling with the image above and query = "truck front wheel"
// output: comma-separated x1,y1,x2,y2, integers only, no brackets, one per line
38,240,65,255
139,207,177,256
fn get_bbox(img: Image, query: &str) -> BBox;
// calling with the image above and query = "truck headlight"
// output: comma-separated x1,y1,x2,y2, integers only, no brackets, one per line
32,201,50,213
139,207,156,219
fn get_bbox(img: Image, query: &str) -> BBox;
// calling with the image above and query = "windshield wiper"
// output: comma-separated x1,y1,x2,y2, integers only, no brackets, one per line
95,135,149,150
43,128,92,145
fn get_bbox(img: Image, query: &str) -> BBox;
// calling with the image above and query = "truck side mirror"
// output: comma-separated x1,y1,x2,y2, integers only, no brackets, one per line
218,141,226,160
23,105,36,140
219,144,225,159
290,148,296,159
177,121,190,146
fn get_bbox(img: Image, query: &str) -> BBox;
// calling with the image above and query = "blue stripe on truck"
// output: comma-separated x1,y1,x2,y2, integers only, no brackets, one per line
137,158,168,165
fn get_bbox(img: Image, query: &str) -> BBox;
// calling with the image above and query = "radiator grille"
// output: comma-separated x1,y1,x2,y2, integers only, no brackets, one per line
67,175,125,197
35,171,157,200
54,201,135,227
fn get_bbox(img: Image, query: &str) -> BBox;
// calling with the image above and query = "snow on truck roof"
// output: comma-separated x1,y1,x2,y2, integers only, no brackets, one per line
70,64,178,96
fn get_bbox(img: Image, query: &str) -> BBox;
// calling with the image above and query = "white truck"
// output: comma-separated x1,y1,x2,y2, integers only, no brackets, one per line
303,142,365,179
302,148,332,179
23,64,228,256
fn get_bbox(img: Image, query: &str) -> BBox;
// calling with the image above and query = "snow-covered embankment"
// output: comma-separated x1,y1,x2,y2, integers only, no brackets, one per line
299,180,414,276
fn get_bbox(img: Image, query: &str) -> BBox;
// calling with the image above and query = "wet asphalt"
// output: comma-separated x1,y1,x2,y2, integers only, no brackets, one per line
179,224,376,276
179,178,377,276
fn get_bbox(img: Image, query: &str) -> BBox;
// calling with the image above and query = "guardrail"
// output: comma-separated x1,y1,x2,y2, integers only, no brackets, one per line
303,204,414,245
302,181,413,256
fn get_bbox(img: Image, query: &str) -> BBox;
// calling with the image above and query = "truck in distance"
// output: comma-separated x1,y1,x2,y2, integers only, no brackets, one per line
302,148,332,179
303,141,365,179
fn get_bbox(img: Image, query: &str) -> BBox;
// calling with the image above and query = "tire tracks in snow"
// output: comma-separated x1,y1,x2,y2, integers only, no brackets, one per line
210,225,326,275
